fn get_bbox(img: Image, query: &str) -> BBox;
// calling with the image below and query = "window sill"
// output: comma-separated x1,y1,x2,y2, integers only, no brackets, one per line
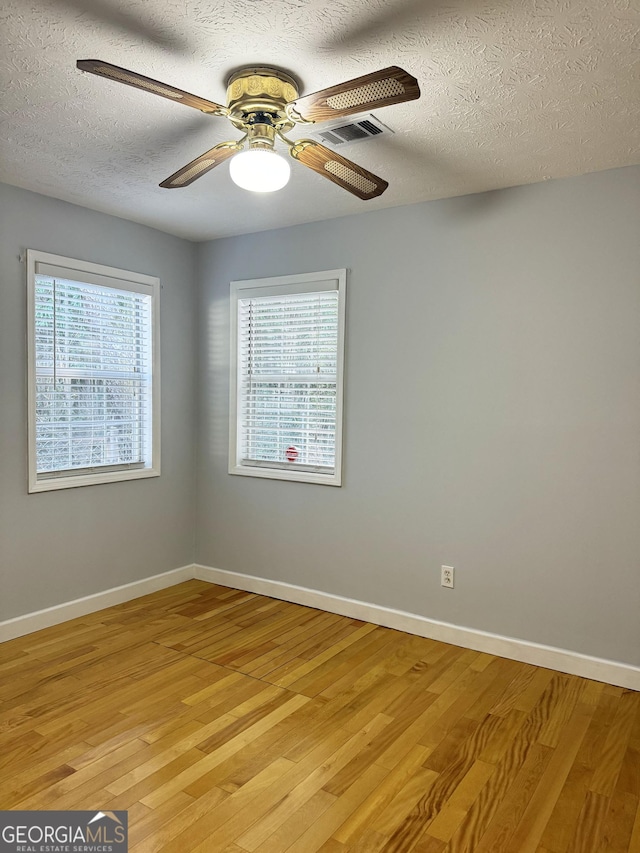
28,466,160,493
228,463,341,487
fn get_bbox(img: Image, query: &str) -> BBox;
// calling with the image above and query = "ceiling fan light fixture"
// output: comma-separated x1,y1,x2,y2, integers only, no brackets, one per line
77,61,420,198
229,149,291,193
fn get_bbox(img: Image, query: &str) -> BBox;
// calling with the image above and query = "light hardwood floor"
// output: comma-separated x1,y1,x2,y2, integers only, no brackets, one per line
1,580,639,852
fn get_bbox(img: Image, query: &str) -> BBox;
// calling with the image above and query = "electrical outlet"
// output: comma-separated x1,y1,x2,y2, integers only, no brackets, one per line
441,566,455,589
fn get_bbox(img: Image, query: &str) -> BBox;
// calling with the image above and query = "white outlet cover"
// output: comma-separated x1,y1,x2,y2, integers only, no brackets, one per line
441,566,455,588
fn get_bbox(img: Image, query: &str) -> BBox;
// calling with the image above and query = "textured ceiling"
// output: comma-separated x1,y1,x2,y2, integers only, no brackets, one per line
1,0,639,241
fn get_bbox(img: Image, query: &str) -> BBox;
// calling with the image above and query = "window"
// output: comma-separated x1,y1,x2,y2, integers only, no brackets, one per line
230,269,346,486
27,250,160,492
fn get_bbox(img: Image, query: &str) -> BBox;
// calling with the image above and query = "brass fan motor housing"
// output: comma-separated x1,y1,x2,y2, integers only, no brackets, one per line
226,67,299,126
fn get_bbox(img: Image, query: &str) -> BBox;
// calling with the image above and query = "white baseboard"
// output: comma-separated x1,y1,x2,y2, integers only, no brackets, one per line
193,564,640,692
0,565,194,643
3,562,639,691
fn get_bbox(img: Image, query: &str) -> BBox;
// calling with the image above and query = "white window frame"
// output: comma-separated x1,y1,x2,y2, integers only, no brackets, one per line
229,269,346,486
27,250,161,493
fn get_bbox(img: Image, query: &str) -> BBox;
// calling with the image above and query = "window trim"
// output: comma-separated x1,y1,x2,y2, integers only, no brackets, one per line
229,269,346,486
26,249,161,493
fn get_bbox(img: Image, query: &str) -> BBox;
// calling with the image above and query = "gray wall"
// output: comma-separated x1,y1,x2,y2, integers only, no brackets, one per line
0,184,197,619
3,168,639,667
196,165,640,667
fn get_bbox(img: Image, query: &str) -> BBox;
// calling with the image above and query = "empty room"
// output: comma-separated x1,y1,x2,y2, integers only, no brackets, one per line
1,1,639,851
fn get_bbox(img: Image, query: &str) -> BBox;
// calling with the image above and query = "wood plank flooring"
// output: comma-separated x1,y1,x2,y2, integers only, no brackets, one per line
1,580,639,852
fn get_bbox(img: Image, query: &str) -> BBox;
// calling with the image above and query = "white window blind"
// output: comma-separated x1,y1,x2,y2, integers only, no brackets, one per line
230,270,346,486
27,251,160,492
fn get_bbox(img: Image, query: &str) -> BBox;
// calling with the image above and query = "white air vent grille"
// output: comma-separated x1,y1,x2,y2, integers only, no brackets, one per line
306,114,394,147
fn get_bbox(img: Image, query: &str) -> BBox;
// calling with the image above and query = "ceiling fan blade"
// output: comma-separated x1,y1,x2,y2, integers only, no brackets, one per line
287,66,420,123
290,141,387,200
160,142,241,188
77,60,227,115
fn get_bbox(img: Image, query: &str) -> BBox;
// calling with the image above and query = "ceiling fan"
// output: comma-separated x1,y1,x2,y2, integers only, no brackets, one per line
76,60,420,199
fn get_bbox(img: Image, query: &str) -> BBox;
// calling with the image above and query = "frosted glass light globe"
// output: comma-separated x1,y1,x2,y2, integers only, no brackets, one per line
229,149,291,193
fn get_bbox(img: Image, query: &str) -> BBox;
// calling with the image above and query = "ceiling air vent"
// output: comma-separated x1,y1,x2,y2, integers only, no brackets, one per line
306,114,394,147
